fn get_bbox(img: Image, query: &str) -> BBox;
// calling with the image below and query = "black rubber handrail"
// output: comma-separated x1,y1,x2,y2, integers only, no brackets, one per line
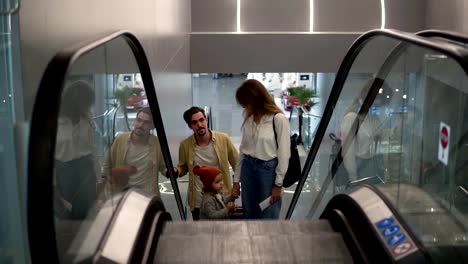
322,184,432,263
286,29,468,219
417,29,468,44
27,30,184,263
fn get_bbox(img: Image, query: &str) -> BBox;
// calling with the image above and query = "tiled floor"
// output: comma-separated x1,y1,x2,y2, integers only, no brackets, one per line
158,74,329,220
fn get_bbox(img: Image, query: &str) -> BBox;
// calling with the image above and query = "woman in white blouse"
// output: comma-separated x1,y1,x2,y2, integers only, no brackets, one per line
232,79,290,219
54,80,97,219
340,80,392,183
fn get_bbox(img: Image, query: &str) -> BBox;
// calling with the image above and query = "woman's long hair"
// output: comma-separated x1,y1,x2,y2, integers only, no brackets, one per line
60,80,95,123
236,79,282,126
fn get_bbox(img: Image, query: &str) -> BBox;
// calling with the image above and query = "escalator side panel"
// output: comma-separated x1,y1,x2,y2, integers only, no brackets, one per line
27,30,184,263
138,207,172,264
323,209,369,263
321,185,429,263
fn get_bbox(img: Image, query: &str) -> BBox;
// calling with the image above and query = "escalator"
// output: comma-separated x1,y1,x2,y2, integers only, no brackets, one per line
153,184,428,263
26,29,468,263
64,185,425,263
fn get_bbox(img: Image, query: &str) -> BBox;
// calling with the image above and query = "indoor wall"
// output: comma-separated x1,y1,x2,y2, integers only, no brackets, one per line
191,0,427,74
426,0,468,34
18,0,192,157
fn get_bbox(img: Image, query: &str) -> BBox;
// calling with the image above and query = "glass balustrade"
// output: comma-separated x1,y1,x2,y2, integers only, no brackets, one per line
289,31,468,262
0,3,28,263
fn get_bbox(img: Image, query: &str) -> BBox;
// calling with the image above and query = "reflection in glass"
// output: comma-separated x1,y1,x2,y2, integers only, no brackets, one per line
292,33,468,262
52,36,172,262
289,105,300,138
54,80,97,220
301,106,321,152
102,107,166,196
340,79,392,185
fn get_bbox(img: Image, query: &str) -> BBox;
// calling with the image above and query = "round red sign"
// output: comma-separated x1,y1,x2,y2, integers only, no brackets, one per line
441,126,449,149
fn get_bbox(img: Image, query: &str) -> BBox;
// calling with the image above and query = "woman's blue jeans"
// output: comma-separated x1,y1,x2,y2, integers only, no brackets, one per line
55,155,96,219
241,155,281,219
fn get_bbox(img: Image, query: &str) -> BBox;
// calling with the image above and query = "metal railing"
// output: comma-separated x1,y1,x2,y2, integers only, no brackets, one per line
204,105,213,130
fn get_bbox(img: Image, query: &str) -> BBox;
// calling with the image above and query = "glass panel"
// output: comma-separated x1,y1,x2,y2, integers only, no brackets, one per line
292,36,401,218
374,47,468,261
293,33,468,261
53,36,174,262
0,10,28,264
289,105,300,136
301,106,321,152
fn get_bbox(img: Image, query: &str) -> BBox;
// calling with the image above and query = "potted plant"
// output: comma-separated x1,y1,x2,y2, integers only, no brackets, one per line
112,86,136,133
287,85,318,144
287,85,318,109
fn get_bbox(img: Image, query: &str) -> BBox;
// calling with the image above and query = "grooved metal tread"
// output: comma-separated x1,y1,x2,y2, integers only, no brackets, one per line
162,219,334,236
155,220,353,263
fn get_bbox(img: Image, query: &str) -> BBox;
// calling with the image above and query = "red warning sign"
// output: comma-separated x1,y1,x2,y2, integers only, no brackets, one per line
438,122,450,165
440,127,448,154
392,241,413,256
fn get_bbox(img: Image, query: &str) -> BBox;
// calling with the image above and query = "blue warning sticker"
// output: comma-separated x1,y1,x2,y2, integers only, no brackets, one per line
388,233,406,246
382,225,400,237
376,217,395,229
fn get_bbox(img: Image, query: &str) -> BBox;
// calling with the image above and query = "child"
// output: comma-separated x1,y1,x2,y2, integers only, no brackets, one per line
193,165,236,220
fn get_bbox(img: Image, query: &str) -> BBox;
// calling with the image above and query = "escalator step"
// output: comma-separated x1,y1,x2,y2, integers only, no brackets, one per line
245,220,334,235
155,233,352,263
162,220,334,237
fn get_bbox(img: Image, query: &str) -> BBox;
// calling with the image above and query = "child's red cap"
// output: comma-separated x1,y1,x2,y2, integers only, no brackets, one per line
193,165,221,189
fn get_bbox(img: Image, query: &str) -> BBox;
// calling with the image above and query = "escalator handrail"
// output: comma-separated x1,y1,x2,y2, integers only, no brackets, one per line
122,33,184,220
73,189,170,263
322,184,432,263
417,29,468,44
286,29,468,219
27,30,184,263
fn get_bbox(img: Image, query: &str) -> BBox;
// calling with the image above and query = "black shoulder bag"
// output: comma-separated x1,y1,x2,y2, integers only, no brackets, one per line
273,113,302,188
329,132,350,186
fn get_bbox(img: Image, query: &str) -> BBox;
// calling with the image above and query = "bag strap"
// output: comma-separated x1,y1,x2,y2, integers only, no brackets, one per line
272,113,278,148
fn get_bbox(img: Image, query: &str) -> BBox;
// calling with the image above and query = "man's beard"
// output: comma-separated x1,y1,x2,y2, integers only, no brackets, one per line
197,127,206,136
134,128,145,136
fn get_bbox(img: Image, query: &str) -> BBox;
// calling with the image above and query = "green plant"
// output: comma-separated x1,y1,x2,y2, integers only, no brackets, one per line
287,85,319,145
113,86,136,106
287,85,318,109
112,86,136,131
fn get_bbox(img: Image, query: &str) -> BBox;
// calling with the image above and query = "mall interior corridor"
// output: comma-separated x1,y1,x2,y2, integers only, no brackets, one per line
2,0,468,263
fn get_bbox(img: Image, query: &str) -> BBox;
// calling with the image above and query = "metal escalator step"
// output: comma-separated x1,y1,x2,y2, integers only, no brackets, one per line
245,219,334,235
155,234,252,263
246,234,351,263
155,233,352,263
162,219,334,237
162,220,247,236
286,234,353,263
